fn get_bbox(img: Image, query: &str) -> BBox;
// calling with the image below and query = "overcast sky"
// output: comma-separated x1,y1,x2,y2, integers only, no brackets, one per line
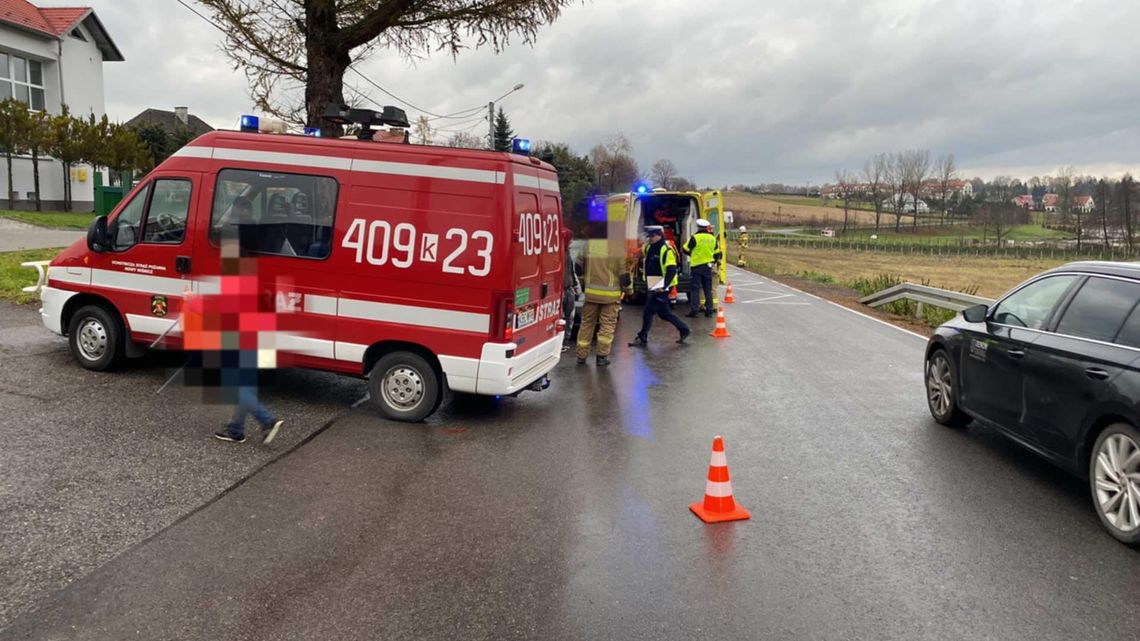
65,0,1140,186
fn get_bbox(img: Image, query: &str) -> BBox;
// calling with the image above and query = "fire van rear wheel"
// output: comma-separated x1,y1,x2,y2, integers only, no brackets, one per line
368,352,441,423
68,304,125,371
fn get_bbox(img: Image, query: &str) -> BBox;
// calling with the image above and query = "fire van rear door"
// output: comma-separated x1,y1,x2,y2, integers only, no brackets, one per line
510,175,563,355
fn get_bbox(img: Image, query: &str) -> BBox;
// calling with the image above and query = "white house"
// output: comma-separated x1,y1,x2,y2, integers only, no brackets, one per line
0,0,122,210
883,193,930,214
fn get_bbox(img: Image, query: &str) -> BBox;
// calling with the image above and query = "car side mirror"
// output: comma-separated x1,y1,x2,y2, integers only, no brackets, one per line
87,216,109,253
962,304,988,323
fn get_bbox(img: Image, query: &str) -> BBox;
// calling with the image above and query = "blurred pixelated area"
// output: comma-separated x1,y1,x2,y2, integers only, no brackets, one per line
176,245,281,405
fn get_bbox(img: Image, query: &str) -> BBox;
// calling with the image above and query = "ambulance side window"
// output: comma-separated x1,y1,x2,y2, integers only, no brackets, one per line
210,169,338,259
109,184,151,251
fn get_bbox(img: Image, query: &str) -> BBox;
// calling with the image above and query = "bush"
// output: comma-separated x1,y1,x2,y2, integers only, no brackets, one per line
848,274,979,327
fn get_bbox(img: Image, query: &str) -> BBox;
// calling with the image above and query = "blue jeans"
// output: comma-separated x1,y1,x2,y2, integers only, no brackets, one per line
227,385,276,438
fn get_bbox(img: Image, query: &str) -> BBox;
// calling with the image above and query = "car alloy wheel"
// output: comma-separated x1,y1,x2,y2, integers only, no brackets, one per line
1093,432,1140,534
926,353,953,418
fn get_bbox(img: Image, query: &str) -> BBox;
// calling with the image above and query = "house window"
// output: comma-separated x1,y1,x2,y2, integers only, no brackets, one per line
0,52,45,111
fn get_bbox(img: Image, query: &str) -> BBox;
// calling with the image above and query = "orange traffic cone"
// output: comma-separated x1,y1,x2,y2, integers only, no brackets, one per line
709,306,730,338
669,286,678,305
690,435,750,523
724,283,736,304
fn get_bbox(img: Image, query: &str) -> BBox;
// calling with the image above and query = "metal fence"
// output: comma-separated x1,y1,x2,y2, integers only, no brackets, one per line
735,233,1139,262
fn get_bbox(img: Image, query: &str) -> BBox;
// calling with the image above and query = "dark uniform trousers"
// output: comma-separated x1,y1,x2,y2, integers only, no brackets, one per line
639,291,688,340
689,264,715,314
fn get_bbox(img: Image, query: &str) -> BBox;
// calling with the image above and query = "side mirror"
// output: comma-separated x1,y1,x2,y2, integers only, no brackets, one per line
962,304,988,323
87,216,109,253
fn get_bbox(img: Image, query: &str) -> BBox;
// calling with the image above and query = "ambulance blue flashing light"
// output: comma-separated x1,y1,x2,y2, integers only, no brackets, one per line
634,181,650,195
303,127,322,137
511,138,531,154
239,115,259,133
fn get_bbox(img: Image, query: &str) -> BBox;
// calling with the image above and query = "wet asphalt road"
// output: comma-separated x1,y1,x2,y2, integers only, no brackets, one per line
2,267,1139,640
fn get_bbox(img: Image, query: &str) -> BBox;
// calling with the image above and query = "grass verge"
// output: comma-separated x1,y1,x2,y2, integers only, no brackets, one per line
738,244,1072,328
0,248,60,304
0,210,97,230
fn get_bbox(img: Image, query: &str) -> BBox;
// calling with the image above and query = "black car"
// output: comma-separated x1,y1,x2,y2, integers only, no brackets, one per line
925,261,1140,545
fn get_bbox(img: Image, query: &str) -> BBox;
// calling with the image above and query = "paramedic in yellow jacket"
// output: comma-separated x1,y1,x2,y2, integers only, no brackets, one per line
575,225,632,367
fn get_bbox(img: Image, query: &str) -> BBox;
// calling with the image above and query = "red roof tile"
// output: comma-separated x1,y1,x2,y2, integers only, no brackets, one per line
38,7,90,35
0,1,90,37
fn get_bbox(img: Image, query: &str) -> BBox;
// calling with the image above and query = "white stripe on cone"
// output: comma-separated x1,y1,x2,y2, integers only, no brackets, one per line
710,451,727,467
705,480,734,498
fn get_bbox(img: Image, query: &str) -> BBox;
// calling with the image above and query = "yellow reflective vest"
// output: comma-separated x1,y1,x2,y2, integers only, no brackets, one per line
642,241,679,289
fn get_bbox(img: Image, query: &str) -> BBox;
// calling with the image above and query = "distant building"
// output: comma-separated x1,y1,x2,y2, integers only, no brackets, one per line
1043,193,1060,212
1012,194,1035,209
920,179,973,199
884,193,929,214
1074,195,1095,213
0,0,123,209
125,106,214,138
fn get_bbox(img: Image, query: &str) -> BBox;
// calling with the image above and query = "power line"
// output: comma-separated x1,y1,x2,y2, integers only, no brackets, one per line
176,1,513,126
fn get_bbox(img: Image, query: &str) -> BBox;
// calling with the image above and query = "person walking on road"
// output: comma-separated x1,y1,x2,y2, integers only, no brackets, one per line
575,224,632,366
682,218,723,318
183,235,284,444
629,225,690,347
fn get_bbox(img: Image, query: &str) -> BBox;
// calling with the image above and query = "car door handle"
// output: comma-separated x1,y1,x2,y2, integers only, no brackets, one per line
1007,348,1025,359
1085,368,1110,380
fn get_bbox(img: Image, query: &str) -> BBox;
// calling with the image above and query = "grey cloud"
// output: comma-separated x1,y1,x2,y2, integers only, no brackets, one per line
88,0,1140,185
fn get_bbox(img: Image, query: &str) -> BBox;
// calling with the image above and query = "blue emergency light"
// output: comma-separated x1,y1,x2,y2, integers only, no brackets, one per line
303,127,322,137
634,181,650,195
511,138,531,154
239,114,259,132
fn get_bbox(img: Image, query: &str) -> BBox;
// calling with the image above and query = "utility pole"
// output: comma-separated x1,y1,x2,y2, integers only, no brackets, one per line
487,101,494,150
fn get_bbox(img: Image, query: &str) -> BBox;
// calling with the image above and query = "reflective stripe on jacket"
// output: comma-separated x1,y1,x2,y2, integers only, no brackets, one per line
684,231,721,267
581,238,630,303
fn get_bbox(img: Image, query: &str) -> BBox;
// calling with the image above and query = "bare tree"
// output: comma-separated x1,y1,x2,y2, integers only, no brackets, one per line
195,1,573,133
978,176,1023,243
590,133,639,193
444,130,484,149
834,170,856,233
650,159,679,190
1055,165,1078,245
887,152,906,231
900,149,930,230
864,153,887,233
1097,178,1112,250
1121,174,1136,252
412,115,434,145
934,152,957,225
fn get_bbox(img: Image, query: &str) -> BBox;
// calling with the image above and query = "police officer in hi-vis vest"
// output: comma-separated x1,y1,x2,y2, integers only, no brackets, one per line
682,218,723,318
630,225,691,347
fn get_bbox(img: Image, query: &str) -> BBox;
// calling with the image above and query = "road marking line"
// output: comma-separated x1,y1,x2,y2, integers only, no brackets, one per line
750,275,928,340
742,294,793,303
743,301,812,305
725,265,930,339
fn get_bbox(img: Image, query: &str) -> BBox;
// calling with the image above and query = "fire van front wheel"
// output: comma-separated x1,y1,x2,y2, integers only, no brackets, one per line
68,305,124,371
368,352,441,422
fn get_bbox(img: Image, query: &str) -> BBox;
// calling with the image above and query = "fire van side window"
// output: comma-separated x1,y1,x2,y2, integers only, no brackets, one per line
142,179,192,244
110,183,152,251
210,168,338,259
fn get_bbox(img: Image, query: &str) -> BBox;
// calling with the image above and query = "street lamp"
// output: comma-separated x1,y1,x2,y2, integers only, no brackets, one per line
489,83,525,150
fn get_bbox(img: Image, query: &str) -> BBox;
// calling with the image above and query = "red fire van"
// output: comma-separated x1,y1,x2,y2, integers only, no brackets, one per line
29,123,565,421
